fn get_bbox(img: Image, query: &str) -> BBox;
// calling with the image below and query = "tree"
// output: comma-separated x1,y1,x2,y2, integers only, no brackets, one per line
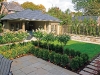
48,7,72,25
21,1,46,12
33,29,43,47
72,0,100,15
42,33,55,50
48,7,63,19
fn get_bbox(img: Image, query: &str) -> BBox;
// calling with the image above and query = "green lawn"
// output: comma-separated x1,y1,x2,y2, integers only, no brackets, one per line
65,40,100,60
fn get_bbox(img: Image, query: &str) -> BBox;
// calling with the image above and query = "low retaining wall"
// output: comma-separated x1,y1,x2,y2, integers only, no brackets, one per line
69,34,100,44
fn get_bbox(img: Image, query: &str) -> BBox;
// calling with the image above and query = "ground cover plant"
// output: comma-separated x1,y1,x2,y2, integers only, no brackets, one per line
0,31,28,44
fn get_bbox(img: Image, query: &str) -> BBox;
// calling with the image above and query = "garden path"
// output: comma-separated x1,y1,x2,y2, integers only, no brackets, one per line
11,55,78,75
79,55,100,75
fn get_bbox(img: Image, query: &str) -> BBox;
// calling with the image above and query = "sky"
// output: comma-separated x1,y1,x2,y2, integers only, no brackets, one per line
7,0,75,12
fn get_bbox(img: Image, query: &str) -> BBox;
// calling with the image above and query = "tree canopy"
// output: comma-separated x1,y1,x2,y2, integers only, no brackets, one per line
21,1,46,12
72,0,100,15
47,7,72,25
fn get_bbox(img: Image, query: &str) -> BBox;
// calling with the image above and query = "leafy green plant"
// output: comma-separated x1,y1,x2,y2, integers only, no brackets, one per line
33,29,44,47
42,33,55,50
61,54,69,67
38,49,44,58
34,48,39,57
70,57,79,71
43,50,49,60
49,51,55,63
80,53,89,64
63,48,70,56
54,53,61,65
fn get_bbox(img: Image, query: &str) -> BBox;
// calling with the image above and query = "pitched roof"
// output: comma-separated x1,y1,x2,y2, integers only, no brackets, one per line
72,16,98,21
1,9,60,22
2,2,24,11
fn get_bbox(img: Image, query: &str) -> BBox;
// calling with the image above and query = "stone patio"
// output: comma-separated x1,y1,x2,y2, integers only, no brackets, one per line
11,55,78,75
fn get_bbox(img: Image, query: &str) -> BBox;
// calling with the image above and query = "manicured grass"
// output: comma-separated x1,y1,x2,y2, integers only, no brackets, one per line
65,40,100,60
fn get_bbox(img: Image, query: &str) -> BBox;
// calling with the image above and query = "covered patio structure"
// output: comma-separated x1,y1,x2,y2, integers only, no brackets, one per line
1,9,60,35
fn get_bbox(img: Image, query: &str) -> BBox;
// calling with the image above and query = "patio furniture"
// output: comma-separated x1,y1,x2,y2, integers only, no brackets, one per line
0,54,13,75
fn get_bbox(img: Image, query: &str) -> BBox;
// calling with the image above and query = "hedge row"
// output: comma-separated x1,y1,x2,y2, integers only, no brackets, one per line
30,46,89,71
32,41,83,57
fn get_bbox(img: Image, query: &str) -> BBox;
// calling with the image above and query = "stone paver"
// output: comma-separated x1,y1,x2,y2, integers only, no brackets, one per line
11,55,78,75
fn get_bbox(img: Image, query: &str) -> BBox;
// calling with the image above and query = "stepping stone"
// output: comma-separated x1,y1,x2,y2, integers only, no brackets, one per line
83,68,98,75
87,65,98,70
90,62,98,66
79,71,93,75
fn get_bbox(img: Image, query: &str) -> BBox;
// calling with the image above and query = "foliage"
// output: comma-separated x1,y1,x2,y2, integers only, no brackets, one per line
72,0,100,15
0,23,3,33
49,51,55,63
0,31,28,44
0,42,33,59
21,1,46,12
34,48,39,57
80,53,89,64
54,53,61,65
61,54,69,67
48,7,72,25
70,57,79,71
56,34,70,46
42,33,55,50
38,49,44,58
54,44,63,54
43,49,49,60
33,29,44,46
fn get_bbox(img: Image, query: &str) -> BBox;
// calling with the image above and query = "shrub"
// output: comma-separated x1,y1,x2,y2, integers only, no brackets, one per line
38,49,44,58
61,54,69,67
54,53,61,65
70,57,79,71
30,46,35,54
70,49,76,57
63,48,70,55
80,53,89,64
49,51,55,63
34,48,39,57
55,45,63,54
32,41,38,46
43,50,49,60
75,56,84,67
49,43,55,50
75,51,81,56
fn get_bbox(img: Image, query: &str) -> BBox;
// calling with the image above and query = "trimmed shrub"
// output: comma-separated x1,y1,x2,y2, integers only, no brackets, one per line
75,51,81,56
70,49,76,57
61,54,69,67
75,56,84,67
43,50,49,60
38,49,44,58
30,46,35,54
54,53,61,65
32,41,38,46
80,53,89,64
55,45,63,54
34,48,39,57
70,57,79,71
49,43,55,50
63,48,70,55
49,51,55,63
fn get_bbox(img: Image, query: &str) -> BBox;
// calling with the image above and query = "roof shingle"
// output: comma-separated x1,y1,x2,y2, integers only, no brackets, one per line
1,9,60,22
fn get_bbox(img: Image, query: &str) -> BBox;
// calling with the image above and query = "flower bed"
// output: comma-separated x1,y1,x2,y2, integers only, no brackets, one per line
0,31,28,44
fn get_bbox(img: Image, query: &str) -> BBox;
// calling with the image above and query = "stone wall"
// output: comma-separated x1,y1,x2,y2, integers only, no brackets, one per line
70,34,100,44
